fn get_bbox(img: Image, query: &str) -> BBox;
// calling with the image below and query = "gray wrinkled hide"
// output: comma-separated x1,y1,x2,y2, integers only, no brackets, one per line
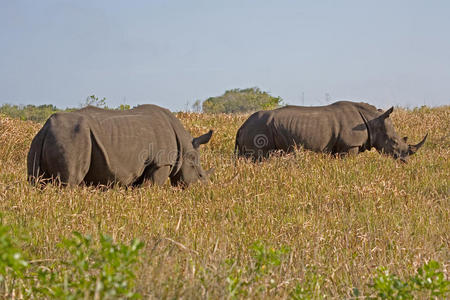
235,101,426,161
27,105,213,187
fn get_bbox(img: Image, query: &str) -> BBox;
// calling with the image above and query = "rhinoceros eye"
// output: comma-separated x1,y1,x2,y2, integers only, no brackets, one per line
185,152,196,162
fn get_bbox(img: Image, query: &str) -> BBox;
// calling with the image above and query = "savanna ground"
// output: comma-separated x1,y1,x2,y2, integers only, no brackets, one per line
0,106,449,298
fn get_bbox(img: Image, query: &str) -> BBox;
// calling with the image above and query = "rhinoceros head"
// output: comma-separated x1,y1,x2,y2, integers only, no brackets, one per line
171,130,214,186
372,107,427,162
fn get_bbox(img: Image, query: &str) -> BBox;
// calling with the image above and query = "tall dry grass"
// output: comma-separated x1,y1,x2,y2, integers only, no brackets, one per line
0,106,448,298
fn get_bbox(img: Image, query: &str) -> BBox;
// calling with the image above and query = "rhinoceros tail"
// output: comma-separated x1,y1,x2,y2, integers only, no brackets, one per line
27,125,48,185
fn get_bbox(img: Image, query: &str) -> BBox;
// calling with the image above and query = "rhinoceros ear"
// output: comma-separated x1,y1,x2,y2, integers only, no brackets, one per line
193,130,213,149
379,106,394,119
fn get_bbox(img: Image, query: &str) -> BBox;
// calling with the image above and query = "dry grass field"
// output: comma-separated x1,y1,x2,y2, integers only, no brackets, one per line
0,106,449,298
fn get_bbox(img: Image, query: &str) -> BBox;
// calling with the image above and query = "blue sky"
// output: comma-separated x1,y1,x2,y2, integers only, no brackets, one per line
1,0,449,110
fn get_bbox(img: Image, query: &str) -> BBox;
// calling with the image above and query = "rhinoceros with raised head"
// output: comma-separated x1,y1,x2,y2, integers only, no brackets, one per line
235,101,427,161
27,105,214,187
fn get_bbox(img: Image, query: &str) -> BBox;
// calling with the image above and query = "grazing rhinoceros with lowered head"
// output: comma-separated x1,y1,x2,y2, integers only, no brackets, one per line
27,105,214,187
235,101,427,161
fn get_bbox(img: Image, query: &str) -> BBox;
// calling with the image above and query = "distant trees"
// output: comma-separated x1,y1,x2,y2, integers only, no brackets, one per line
0,89,283,123
0,104,60,123
202,87,283,113
0,95,132,123
191,100,202,113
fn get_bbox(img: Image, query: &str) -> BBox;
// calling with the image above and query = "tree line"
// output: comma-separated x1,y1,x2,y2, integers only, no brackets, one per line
0,88,283,122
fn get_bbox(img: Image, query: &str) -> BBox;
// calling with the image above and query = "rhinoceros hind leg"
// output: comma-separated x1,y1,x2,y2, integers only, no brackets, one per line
41,124,91,186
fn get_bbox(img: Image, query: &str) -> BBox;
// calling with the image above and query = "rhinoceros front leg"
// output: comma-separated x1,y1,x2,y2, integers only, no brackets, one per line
347,147,359,155
147,165,171,186
336,146,359,158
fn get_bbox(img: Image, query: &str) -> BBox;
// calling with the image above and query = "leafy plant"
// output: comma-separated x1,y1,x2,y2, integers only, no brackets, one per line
0,223,28,296
33,232,144,299
369,267,412,299
84,95,107,108
226,241,290,298
410,260,449,297
118,104,131,110
250,241,290,278
367,261,449,299
226,259,248,299
289,266,325,300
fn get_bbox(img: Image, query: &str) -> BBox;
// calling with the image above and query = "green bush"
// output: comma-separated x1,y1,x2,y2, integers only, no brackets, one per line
0,225,143,299
226,241,290,298
0,223,28,295
368,267,413,299
410,260,449,297
33,232,144,299
202,87,283,113
364,261,449,299
289,267,326,300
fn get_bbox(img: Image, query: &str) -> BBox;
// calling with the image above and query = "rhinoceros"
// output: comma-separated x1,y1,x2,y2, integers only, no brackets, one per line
27,105,214,187
235,101,427,161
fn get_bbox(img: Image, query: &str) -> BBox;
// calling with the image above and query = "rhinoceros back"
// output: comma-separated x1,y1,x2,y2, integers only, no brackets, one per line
270,105,340,152
272,102,374,153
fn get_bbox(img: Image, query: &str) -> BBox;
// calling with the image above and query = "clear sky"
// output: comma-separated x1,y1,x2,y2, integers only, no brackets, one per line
1,0,449,110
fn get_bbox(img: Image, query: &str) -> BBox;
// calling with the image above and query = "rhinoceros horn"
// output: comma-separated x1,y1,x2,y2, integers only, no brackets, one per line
408,133,428,155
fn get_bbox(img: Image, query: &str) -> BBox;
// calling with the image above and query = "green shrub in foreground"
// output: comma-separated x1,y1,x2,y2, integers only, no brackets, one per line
33,232,144,299
0,223,28,295
365,260,449,299
289,266,326,300
0,225,143,299
225,241,448,300
226,241,290,298
0,224,448,299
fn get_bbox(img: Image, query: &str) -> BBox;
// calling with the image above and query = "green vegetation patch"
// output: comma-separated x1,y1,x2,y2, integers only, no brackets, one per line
202,87,283,113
